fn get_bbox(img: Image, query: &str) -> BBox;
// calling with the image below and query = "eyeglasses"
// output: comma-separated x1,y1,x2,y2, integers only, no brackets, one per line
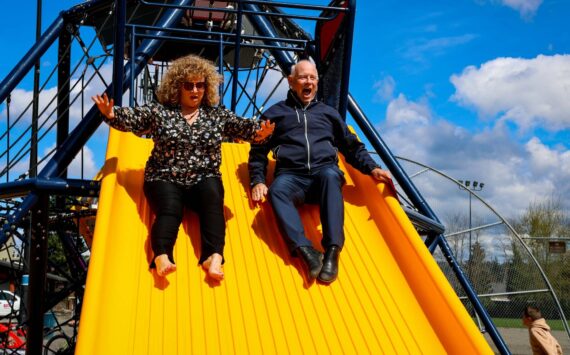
296,75,319,82
182,81,206,91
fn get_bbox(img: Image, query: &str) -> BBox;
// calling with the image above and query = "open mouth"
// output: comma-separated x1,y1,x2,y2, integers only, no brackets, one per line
302,88,312,96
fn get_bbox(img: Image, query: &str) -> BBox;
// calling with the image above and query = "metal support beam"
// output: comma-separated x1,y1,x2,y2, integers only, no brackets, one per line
0,178,101,199
56,21,72,209
337,0,355,119
25,193,49,355
113,0,127,106
230,1,243,111
30,0,43,178
346,94,510,354
244,2,296,73
347,94,439,221
0,1,193,244
0,17,63,104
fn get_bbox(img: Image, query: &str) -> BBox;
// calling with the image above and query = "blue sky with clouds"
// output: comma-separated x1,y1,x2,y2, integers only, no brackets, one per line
0,0,569,218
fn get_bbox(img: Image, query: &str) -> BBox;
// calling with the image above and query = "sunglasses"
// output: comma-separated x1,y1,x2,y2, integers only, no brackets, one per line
182,81,206,91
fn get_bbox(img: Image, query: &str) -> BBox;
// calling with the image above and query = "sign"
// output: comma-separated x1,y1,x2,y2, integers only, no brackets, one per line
549,241,567,254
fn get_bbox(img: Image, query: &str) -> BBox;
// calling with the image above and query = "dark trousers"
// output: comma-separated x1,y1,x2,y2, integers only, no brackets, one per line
143,178,225,265
268,165,345,253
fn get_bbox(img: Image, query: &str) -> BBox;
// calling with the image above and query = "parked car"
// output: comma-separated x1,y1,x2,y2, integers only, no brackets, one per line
0,290,20,317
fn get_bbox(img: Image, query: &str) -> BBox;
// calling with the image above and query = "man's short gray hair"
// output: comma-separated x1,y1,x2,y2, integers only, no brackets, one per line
289,58,317,77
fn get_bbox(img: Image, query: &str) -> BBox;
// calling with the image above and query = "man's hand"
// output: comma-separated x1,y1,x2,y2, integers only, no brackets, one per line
92,93,115,119
371,168,391,183
254,120,275,142
251,183,268,202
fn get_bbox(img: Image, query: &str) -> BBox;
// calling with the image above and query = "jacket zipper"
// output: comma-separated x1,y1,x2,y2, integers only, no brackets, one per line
303,109,311,171
291,94,313,171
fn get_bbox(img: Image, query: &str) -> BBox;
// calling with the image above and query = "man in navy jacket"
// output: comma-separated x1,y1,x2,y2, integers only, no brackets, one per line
248,60,391,283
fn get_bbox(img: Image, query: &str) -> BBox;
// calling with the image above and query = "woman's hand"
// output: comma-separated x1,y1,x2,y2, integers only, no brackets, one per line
92,93,115,119
254,120,275,142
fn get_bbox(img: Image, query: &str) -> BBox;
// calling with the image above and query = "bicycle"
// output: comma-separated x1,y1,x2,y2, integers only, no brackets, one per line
43,331,75,355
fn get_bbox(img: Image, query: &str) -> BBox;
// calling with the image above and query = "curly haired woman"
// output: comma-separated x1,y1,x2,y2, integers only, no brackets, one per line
93,54,274,280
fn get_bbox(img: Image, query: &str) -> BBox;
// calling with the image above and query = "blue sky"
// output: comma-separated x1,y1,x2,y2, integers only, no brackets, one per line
0,0,569,218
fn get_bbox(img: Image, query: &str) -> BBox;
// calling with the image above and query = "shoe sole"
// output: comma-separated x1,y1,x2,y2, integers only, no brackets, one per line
317,273,337,283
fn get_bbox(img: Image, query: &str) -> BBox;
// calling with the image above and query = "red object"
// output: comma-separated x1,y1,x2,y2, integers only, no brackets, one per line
317,2,348,61
0,323,26,349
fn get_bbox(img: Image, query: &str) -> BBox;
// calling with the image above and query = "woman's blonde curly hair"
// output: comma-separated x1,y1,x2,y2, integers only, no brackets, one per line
156,54,222,107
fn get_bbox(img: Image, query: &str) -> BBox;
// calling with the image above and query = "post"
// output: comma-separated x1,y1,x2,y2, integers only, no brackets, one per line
231,0,243,111
56,22,72,208
468,191,472,276
25,193,49,355
112,0,127,106
30,0,43,178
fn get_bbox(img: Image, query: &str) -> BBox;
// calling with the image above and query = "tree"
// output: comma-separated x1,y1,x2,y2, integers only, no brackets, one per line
510,196,570,319
468,241,493,295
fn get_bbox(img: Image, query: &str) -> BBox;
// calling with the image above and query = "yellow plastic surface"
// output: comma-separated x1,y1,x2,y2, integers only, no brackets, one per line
76,129,493,354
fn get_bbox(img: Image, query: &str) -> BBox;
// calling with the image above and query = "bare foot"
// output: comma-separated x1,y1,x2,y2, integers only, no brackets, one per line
202,253,224,280
155,254,176,277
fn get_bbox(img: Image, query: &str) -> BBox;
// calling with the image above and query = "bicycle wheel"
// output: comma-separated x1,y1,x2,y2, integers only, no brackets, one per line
43,334,72,355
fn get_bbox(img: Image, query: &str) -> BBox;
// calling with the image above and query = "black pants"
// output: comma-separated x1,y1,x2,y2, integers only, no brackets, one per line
143,178,225,265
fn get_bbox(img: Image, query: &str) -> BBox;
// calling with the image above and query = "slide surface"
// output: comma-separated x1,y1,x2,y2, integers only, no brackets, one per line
76,129,493,354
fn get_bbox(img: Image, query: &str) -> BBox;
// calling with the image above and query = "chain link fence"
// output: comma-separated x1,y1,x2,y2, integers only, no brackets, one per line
393,156,570,349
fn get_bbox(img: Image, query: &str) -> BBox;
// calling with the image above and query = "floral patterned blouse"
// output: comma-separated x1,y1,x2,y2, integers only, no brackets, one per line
104,102,263,187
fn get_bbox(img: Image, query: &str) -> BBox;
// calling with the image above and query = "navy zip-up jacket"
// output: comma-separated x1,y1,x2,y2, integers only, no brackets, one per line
248,91,380,186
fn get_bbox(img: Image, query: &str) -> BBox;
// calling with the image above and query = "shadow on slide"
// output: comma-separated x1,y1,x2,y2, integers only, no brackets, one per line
76,129,493,355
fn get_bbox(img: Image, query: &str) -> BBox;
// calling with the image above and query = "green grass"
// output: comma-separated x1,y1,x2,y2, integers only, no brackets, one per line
491,318,568,331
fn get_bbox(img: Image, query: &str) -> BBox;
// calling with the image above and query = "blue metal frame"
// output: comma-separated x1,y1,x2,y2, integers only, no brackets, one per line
244,3,295,72
26,193,49,354
231,0,244,111
0,178,100,199
0,0,193,245
0,1,512,353
139,0,347,21
337,0,356,119
130,31,307,52
0,15,64,104
112,0,127,106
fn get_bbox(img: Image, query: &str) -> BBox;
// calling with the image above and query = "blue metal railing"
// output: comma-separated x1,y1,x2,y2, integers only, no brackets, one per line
0,0,511,353
0,16,64,104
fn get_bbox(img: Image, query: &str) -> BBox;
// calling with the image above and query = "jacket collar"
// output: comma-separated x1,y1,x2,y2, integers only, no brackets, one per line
286,90,318,110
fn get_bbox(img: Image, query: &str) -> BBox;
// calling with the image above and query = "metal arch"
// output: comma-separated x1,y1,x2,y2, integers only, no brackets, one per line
395,155,570,339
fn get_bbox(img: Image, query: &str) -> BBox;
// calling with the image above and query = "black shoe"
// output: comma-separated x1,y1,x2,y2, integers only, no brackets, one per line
297,246,323,279
318,246,341,283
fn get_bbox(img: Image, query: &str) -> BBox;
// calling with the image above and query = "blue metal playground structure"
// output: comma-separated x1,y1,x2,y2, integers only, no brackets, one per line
4,0,563,353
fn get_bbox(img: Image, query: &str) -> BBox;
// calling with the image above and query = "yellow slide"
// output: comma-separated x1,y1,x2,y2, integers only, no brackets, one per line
76,129,493,354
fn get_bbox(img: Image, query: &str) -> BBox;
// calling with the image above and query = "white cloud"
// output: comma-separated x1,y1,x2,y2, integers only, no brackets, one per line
40,144,98,179
373,75,396,102
0,63,114,179
385,94,431,127
2,87,59,126
499,0,542,18
525,137,570,192
0,63,113,131
378,96,570,218
450,54,570,132
401,34,478,63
